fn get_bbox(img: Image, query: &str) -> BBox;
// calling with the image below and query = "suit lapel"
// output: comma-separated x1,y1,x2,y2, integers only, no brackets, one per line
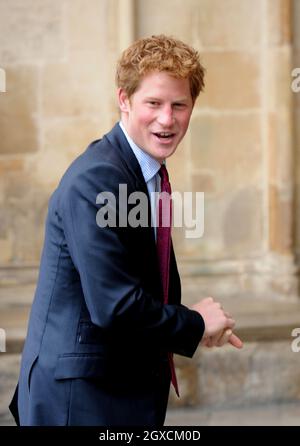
104,124,148,195
105,123,156,244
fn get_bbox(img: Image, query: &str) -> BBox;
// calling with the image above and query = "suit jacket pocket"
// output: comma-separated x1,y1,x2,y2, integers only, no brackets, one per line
54,353,107,380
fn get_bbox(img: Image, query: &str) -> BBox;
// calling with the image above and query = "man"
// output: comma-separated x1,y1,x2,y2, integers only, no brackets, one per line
10,35,242,426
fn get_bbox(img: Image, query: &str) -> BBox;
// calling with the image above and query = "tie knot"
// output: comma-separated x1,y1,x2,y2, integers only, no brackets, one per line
158,164,171,195
159,164,169,183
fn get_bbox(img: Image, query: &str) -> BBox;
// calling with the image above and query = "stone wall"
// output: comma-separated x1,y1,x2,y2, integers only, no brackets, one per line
0,0,299,303
0,0,116,267
170,339,300,408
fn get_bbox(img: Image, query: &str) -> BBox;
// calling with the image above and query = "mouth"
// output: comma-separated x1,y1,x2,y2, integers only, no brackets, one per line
152,131,176,143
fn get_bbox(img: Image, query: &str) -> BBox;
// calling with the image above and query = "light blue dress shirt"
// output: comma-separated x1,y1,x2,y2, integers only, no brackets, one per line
119,121,161,238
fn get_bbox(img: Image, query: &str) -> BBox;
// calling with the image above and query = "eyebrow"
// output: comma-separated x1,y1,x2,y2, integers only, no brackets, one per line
145,96,189,103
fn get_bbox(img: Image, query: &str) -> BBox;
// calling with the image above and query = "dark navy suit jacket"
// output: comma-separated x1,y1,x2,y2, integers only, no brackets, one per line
10,124,205,426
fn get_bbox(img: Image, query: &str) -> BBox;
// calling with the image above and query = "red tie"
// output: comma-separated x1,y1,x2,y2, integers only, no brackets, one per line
156,165,179,397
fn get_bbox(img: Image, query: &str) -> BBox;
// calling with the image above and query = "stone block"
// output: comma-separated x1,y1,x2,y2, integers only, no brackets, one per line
0,0,64,64
0,159,24,177
0,66,39,154
268,111,293,185
137,0,199,43
192,171,216,195
0,168,49,265
293,50,300,70
269,184,293,255
180,185,264,261
43,117,103,154
222,187,264,255
268,0,292,46
190,114,262,192
0,237,13,265
267,48,293,111
137,0,262,49
293,0,300,50
66,0,108,53
35,118,103,186
196,341,300,408
0,115,38,155
198,51,260,109
42,60,104,118
294,108,300,176
180,196,226,259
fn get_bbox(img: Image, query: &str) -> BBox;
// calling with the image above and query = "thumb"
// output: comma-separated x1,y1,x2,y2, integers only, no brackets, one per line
228,333,243,349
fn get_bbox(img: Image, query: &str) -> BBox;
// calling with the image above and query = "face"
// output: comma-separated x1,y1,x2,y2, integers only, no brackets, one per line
118,71,194,163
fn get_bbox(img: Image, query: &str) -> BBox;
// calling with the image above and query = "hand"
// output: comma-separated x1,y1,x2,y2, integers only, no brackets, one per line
191,297,243,349
202,328,243,349
191,297,235,338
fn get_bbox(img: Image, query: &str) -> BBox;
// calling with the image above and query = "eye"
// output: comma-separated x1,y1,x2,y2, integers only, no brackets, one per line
148,101,159,107
173,103,186,109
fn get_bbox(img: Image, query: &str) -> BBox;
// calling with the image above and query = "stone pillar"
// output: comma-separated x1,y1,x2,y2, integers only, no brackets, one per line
293,0,300,277
118,0,136,51
266,0,297,298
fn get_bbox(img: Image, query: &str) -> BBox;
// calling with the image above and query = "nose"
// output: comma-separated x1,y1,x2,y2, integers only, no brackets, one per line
157,105,174,127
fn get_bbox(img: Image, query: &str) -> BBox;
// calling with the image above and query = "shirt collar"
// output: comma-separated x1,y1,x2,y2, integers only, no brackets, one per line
119,121,161,183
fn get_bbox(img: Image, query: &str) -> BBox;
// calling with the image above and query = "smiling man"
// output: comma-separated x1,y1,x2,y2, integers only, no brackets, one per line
10,35,242,427
118,70,193,161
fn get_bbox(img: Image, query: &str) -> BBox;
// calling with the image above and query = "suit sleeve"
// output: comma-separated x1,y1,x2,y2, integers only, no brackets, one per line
60,163,205,358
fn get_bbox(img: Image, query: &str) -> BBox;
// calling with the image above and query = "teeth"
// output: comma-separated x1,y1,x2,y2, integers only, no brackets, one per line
156,132,173,137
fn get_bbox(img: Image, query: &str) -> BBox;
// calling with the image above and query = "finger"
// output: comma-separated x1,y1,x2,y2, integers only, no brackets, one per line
225,317,236,330
205,329,225,348
201,336,210,347
204,336,214,348
202,336,215,348
228,333,243,349
216,329,232,347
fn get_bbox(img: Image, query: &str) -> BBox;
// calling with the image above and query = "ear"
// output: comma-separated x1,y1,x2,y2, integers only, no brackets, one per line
117,88,131,113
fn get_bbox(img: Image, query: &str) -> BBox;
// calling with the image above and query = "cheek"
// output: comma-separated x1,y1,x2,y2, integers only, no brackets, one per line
136,109,155,127
180,113,192,131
